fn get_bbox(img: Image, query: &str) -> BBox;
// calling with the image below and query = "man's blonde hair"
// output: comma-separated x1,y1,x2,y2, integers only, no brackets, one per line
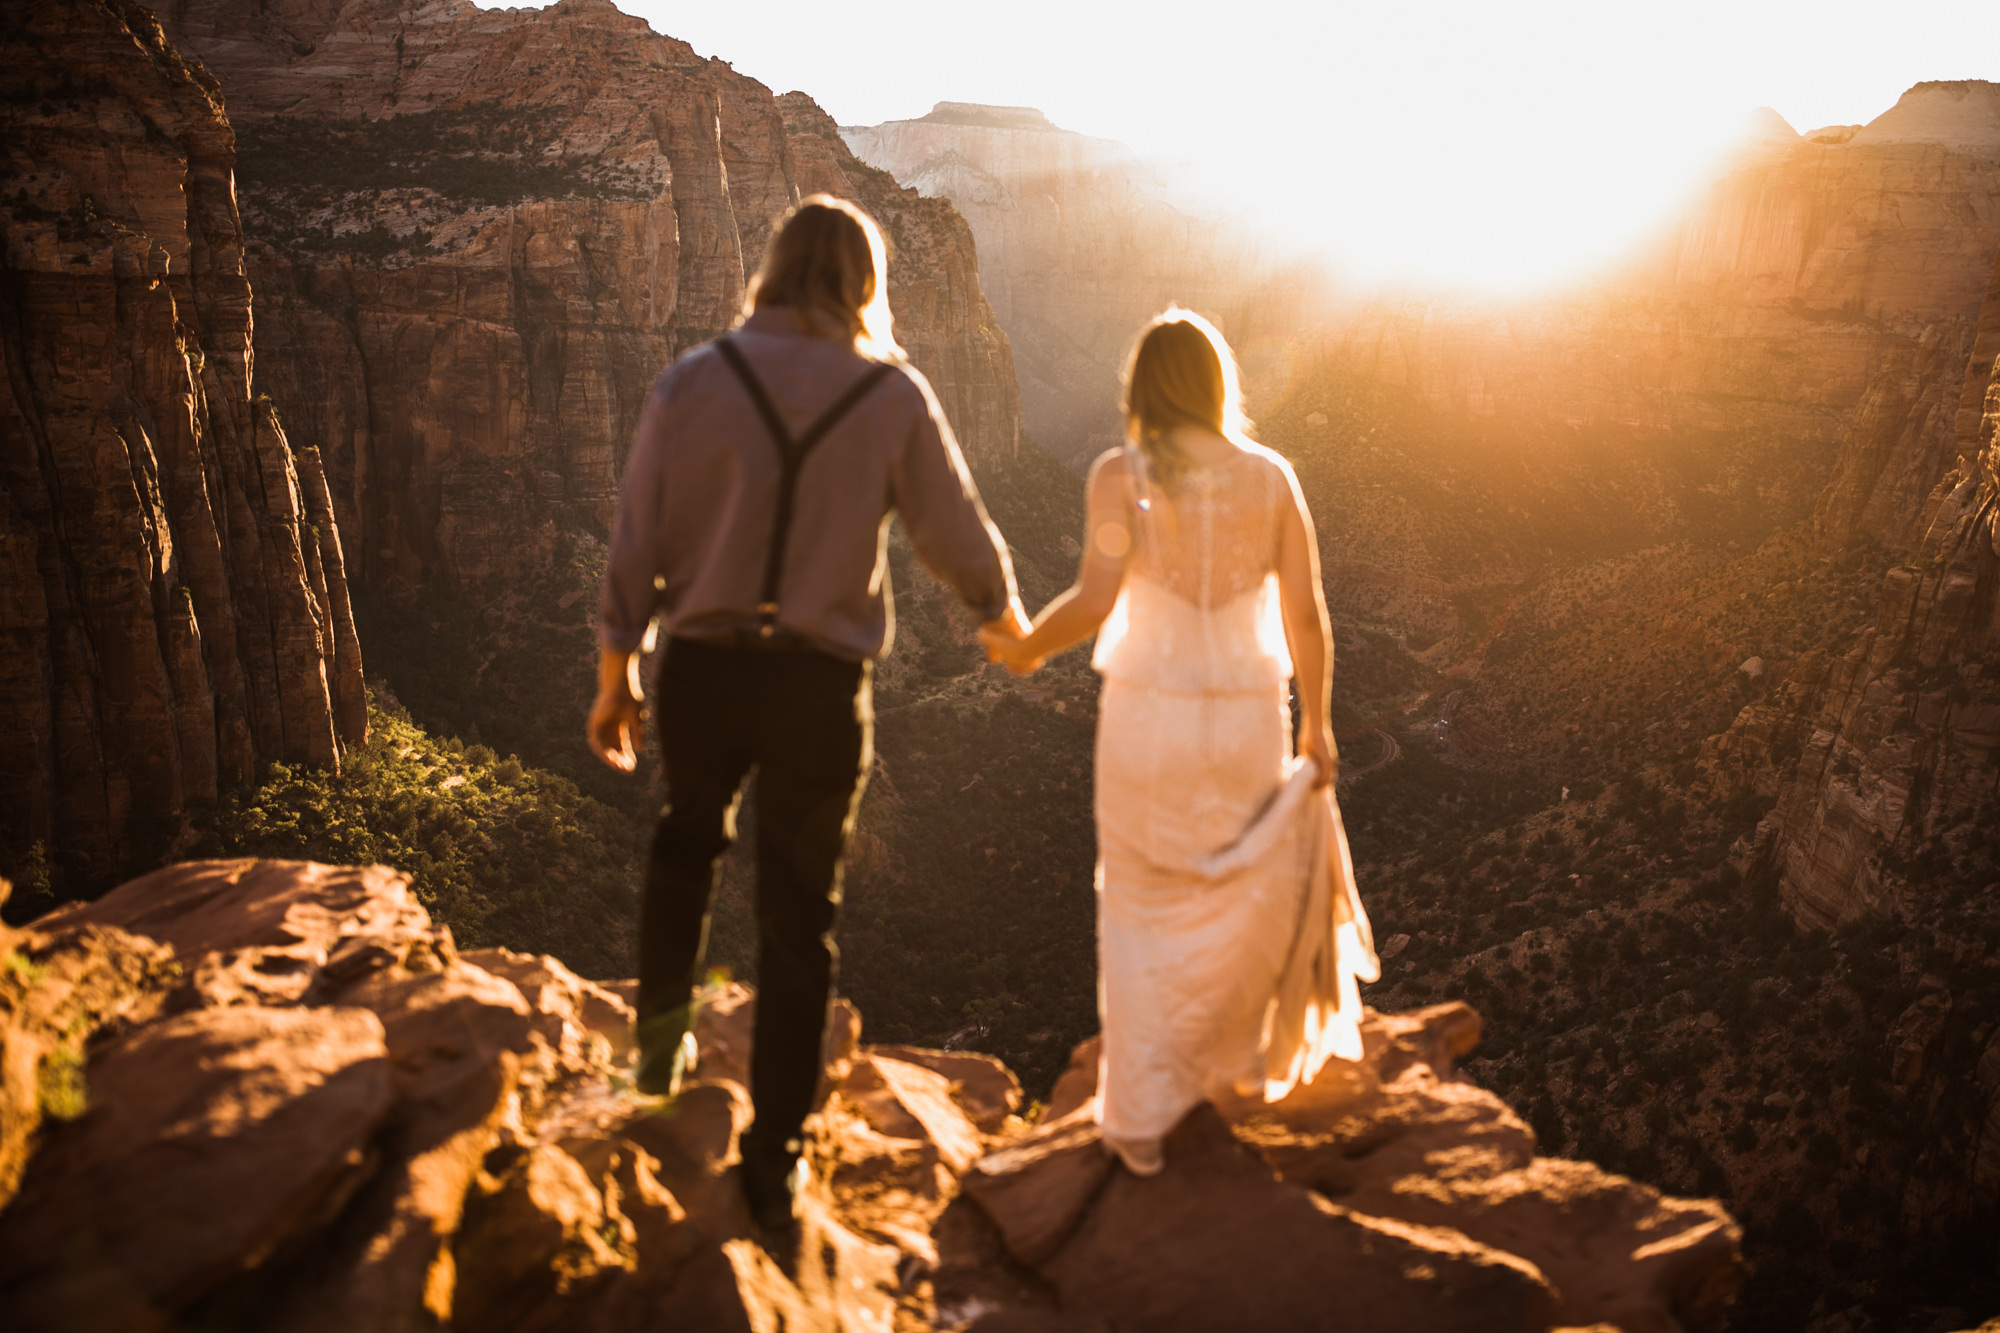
745,195,901,358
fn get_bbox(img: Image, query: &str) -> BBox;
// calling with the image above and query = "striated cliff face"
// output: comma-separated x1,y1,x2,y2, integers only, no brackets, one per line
0,859,1744,1332
155,0,1020,593
843,103,1311,466
1704,243,2000,934
0,0,366,897
1674,242,2000,1258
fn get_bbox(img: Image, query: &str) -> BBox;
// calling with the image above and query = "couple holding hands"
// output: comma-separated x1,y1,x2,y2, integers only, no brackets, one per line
588,196,1376,1232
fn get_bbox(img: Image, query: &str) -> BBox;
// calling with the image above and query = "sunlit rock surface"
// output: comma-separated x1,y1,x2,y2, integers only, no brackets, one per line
0,0,367,894
843,102,1308,467
0,859,1742,1330
1852,81,2000,155
155,0,1021,593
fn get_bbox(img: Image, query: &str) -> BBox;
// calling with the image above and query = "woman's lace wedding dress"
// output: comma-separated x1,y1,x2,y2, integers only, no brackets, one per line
1091,444,1379,1172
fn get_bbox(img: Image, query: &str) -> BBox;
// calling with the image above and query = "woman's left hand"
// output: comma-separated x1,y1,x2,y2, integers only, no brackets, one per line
1301,727,1337,789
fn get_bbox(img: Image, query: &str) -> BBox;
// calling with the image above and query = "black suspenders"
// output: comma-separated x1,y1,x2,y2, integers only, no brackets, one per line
713,337,895,638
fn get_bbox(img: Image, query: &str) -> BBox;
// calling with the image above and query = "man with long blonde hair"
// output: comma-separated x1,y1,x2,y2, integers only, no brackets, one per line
590,195,1026,1230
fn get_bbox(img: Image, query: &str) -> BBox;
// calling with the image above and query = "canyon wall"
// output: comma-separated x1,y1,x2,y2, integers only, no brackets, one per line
1274,85,2000,767
1694,93,2000,932
1704,242,2000,935
156,0,1020,592
843,103,1312,466
1,0,366,895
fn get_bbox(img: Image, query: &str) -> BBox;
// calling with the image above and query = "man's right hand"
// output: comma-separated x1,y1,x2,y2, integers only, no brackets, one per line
981,598,1030,644
588,690,640,772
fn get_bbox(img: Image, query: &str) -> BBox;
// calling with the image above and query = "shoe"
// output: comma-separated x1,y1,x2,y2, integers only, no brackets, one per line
741,1152,807,1234
636,1027,697,1098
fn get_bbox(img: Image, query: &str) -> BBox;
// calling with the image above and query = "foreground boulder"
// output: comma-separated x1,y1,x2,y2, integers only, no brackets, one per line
948,1010,1739,1333
0,860,1742,1330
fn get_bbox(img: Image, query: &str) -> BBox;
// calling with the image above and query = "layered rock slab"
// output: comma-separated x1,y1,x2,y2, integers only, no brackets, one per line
953,1006,1741,1333
0,860,961,1331
0,0,367,893
0,860,1744,1330
0,1004,392,1331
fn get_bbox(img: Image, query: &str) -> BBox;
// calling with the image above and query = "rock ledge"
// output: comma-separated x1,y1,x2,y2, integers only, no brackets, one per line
0,860,1742,1331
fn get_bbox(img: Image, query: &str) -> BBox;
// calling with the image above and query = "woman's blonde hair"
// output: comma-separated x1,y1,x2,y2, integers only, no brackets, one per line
744,194,902,358
1121,307,1248,484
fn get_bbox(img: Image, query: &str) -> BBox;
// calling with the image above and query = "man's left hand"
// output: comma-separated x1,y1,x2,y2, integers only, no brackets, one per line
589,648,645,772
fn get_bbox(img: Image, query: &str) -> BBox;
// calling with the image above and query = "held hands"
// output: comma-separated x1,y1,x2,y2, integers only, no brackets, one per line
978,599,1043,676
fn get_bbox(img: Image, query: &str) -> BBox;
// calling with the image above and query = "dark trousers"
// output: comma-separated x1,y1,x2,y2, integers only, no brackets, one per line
638,636,871,1171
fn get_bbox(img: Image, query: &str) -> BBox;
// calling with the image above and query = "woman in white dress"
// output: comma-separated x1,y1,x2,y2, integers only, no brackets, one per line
982,309,1378,1175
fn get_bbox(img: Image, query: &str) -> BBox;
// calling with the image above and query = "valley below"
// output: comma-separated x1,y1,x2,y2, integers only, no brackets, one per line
4,1,2000,1329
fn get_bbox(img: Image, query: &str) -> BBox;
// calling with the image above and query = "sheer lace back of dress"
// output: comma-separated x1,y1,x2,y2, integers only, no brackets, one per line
1094,444,1294,694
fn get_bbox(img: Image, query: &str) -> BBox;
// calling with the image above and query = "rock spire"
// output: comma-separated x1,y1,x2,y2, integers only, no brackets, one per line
1,0,366,895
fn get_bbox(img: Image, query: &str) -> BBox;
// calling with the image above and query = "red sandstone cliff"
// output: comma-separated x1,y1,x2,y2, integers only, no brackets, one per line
0,0,366,895
1692,94,2000,929
843,103,1313,466
154,0,1022,592
1704,243,2000,934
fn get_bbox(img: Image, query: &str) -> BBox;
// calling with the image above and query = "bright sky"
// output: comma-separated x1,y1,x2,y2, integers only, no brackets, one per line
488,0,1999,290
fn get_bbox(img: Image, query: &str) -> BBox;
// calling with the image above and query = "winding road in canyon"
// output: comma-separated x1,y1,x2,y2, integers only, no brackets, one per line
1341,728,1400,781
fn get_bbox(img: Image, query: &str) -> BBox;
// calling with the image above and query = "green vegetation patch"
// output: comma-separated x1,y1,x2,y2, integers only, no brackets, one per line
195,700,641,977
36,1024,88,1122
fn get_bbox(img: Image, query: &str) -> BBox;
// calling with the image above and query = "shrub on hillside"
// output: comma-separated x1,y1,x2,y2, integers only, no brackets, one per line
194,703,641,977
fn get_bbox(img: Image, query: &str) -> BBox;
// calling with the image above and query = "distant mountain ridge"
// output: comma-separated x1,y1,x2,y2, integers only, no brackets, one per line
910,101,1064,132
1852,79,2000,152
843,102,1311,467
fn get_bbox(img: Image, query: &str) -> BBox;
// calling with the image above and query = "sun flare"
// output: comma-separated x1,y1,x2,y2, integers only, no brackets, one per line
587,0,1997,292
